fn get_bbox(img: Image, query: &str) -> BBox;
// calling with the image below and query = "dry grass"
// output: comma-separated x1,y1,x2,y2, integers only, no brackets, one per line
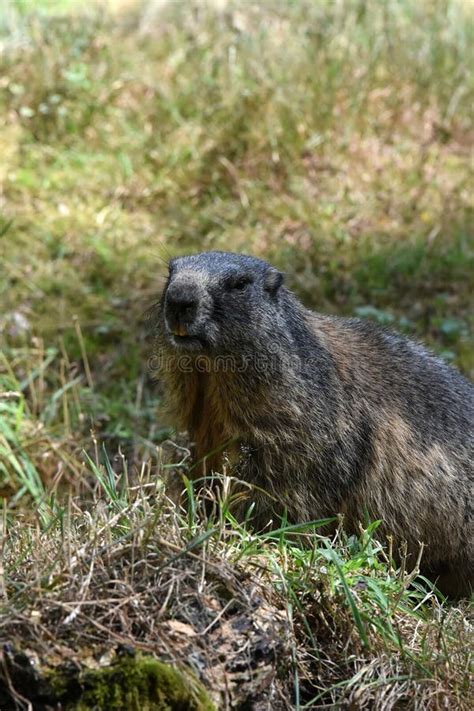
1,468,472,709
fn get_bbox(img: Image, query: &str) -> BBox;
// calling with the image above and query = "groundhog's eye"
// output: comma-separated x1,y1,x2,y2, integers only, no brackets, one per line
227,276,252,291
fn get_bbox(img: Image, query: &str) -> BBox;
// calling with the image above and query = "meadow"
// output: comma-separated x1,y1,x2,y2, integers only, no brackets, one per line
0,0,473,708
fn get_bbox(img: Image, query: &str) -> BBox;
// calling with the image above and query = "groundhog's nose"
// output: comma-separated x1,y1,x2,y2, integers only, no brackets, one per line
165,281,199,335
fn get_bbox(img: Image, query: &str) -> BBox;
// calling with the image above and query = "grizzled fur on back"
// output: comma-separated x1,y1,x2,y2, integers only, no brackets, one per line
152,251,474,597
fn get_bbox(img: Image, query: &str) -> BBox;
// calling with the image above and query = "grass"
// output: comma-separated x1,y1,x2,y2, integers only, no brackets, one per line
0,0,473,708
0,453,472,708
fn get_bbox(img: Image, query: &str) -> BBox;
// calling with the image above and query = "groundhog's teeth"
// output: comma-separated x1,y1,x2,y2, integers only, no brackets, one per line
173,325,188,337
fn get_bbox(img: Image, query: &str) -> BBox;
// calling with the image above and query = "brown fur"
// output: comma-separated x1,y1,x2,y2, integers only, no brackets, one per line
152,251,474,597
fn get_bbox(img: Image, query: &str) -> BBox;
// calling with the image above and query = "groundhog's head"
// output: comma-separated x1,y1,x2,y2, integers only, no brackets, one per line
159,251,285,352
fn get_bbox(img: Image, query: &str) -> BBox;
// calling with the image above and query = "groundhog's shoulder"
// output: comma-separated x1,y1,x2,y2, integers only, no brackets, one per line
305,310,473,431
305,310,458,376
302,312,397,377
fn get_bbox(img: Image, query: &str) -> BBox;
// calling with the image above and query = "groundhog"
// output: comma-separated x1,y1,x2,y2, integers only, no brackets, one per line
151,250,473,597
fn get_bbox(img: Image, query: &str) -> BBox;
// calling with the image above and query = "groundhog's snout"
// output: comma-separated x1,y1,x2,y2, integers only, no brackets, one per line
165,280,200,335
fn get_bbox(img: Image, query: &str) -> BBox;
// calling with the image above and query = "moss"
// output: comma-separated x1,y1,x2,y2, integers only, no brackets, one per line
45,654,215,711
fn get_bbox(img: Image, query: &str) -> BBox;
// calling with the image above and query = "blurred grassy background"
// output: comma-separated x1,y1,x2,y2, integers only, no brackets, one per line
0,4,473,706
0,0,473,495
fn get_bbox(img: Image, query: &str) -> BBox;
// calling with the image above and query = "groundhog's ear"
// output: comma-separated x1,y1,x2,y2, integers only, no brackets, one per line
264,268,284,296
